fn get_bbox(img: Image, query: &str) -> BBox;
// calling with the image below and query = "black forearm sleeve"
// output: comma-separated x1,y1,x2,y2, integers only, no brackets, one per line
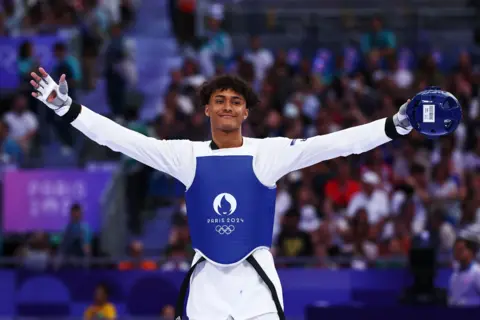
61,102,82,123
385,116,401,140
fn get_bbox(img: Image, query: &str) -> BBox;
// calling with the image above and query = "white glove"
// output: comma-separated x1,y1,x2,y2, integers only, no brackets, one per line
393,100,413,135
30,67,72,116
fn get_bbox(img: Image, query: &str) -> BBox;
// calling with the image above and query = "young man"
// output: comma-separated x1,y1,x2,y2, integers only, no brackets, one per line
30,67,413,320
449,227,480,306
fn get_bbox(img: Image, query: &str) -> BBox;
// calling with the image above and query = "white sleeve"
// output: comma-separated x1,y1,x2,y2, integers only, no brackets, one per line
71,106,195,187
255,118,392,186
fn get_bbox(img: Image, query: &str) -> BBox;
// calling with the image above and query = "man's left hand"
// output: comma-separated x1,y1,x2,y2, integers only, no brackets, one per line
393,100,413,135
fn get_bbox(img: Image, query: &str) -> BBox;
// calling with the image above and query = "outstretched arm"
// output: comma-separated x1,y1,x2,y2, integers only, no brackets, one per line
30,68,194,187
256,104,412,186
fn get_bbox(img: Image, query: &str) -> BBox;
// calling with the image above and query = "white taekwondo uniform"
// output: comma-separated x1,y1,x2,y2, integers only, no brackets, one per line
65,104,400,320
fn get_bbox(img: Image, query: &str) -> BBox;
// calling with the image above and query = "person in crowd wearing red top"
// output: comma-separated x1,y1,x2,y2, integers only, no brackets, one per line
324,158,360,209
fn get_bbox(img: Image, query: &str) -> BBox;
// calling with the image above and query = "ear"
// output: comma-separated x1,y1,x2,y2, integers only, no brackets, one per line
205,105,210,117
243,108,249,120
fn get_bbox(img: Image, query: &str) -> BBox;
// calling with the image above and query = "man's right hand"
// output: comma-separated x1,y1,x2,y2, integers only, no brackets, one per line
30,67,72,116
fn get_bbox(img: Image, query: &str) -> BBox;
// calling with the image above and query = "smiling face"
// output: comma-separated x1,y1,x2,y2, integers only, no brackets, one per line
205,89,249,132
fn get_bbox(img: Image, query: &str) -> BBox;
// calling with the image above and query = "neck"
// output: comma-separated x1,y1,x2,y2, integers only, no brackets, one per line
211,129,243,149
460,258,473,270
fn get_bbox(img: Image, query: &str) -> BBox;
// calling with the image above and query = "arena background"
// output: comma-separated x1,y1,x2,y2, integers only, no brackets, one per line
1,0,480,319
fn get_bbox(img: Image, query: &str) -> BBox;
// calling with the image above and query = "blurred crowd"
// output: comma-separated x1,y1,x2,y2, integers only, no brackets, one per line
1,1,480,272
0,0,137,162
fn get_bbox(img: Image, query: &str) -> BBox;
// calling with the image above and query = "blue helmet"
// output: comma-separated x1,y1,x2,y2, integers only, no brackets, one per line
406,86,462,138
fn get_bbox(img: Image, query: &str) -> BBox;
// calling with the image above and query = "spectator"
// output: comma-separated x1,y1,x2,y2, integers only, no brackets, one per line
161,243,190,271
167,213,193,258
383,196,425,243
296,185,321,234
406,162,431,206
387,55,414,90
16,231,51,271
123,108,151,234
360,148,393,191
431,135,464,178
198,4,232,77
84,284,117,320
316,198,349,251
0,120,22,165
181,58,207,89
324,158,361,209
58,203,92,261
244,35,274,86
118,240,157,270
360,15,396,57
347,207,378,269
424,209,456,252
346,171,390,226
3,94,38,155
428,161,463,223
448,233,480,306
104,23,136,120
392,140,420,181
275,209,314,266
17,41,39,86
272,183,293,243
414,53,445,89
80,0,109,89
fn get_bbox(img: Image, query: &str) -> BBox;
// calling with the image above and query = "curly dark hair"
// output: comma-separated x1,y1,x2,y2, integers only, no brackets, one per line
197,75,260,109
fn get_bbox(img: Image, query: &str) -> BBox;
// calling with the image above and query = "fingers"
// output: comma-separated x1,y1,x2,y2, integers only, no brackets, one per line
30,67,53,99
30,71,42,83
39,67,49,78
30,80,39,89
30,67,51,85
59,74,66,83
30,76,42,99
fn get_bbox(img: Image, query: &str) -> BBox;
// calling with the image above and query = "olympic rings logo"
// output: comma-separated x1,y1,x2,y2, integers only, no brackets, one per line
215,225,235,235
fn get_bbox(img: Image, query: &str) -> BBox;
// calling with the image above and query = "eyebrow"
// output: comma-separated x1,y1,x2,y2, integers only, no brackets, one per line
214,94,244,100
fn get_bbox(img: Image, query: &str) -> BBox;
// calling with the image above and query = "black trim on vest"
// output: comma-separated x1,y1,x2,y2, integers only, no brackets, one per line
246,255,286,320
175,256,206,319
174,255,285,320
62,102,82,123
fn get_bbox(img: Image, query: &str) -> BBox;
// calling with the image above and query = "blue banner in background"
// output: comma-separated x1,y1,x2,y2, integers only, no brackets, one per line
0,268,454,318
0,36,60,89
2,169,112,233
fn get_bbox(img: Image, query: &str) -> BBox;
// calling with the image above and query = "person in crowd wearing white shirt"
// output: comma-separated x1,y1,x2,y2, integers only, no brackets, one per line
3,94,38,154
244,35,274,86
346,171,390,227
30,67,413,320
449,227,480,306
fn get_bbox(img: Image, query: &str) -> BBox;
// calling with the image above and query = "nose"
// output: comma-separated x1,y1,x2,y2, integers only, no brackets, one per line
222,102,233,112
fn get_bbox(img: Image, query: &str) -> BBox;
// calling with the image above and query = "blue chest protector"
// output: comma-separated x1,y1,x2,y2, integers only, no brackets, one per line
185,156,276,265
